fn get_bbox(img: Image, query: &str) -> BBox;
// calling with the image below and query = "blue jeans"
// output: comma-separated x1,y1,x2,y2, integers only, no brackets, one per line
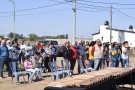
10,60,18,72
0,59,5,77
78,56,85,74
94,58,101,71
123,58,129,67
64,59,70,70
89,60,94,68
111,60,119,67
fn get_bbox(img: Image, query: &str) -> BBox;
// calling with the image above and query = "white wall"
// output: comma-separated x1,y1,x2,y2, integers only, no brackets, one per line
93,25,135,47
125,32,135,47
100,25,110,43
93,34,101,41
112,30,119,43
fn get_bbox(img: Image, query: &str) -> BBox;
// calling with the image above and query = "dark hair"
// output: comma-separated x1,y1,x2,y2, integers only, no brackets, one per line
24,55,30,59
123,41,128,45
112,42,117,48
89,41,95,46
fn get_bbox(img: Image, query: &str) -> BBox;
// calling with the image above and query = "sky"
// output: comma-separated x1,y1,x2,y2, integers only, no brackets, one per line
0,0,135,39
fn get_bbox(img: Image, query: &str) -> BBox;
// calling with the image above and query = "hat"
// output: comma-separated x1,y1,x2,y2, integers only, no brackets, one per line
7,40,11,43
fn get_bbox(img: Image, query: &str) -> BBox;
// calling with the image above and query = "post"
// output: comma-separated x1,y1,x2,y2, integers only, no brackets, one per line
110,5,112,46
73,0,76,43
9,0,16,39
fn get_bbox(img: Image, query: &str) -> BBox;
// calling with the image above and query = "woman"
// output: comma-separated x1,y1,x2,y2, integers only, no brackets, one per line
88,41,95,68
111,42,121,67
85,41,89,60
24,55,42,82
45,44,52,72
70,43,78,72
9,42,20,72
63,41,72,70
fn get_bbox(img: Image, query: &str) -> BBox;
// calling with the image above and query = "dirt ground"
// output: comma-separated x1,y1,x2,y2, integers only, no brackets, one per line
0,57,135,90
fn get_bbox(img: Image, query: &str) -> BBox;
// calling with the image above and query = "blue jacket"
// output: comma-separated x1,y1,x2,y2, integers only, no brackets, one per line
111,47,121,61
75,45,85,57
0,45,9,59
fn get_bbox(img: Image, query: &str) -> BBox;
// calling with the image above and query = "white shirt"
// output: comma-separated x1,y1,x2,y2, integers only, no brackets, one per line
122,46,129,59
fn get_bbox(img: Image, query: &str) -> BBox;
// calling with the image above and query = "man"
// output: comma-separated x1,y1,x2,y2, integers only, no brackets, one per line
25,41,33,58
75,41,85,74
122,41,130,67
91,39,103,70
0,39,11,78
6,40,12,50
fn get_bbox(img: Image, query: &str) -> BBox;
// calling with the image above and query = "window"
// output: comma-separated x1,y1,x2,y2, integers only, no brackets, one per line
101,37,103,41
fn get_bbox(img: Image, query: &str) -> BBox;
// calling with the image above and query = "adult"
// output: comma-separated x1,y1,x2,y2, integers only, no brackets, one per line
70,42,78,72
122,41,130,67
85,41,89,60
102,42,110,68
45,44,52,71
32,41,41,68
63,41,72,70
51,43,57,62
111,42,121,67
25,41,33,58
0,39,11,78
91,39,103,70
9,42,20,72
88,41,95,68
19,41,26,64
75,41,85,74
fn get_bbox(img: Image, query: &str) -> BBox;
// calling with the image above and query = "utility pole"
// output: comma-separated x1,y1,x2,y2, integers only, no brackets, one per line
9,0,16,39
44,31,45,41
110,5,112,46
73,0,76,43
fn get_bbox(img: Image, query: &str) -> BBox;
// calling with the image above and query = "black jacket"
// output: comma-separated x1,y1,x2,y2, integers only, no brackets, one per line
63,46,72,59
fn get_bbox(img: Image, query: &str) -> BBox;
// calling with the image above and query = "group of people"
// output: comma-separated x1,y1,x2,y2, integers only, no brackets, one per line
61,39,131,74
0,37,131,81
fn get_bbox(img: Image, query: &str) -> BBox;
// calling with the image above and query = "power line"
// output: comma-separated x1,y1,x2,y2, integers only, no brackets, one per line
78,0,135,6
0,8,72,17
0,2,66,14
113,7,135,20
77,0,135,10
77,8,107,12
76,5,109,11
114,11,135,22
76,2,110,9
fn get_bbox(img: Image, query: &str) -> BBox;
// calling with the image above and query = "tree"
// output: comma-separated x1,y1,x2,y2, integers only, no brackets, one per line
7,32,14,38
29,33,37,41
7,32,22,39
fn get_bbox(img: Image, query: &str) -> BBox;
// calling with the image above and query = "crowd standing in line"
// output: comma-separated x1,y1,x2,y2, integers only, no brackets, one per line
0,37,131,81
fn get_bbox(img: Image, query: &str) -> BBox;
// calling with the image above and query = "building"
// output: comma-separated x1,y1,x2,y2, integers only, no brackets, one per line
92,25,135,47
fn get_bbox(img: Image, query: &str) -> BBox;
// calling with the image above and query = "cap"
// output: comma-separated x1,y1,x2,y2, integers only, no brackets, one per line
7,40,11,43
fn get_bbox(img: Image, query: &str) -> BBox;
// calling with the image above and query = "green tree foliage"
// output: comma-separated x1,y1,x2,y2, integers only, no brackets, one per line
29,33,37,41
7,32,22,39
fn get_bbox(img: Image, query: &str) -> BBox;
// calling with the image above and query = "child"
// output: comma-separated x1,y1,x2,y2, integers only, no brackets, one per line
24,55,42,82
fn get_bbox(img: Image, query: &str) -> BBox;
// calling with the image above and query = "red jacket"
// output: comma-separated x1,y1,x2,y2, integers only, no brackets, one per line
36,44,43,49
70,46,78,60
